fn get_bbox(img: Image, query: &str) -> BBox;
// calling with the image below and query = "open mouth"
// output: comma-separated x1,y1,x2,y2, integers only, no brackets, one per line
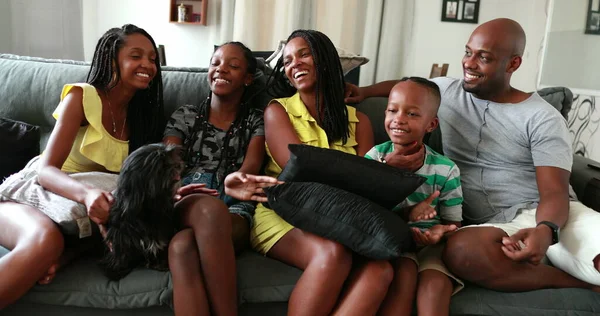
464,72,482,82
213,78,231,85
136,72,151,79
390,128,409,135
293,70,308,80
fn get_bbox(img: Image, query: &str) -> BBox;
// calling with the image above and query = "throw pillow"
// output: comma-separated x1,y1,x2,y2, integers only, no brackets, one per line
264,182,413,259
0,117,40,181
0,159,118,238
278,144,426,209
266,40,369,75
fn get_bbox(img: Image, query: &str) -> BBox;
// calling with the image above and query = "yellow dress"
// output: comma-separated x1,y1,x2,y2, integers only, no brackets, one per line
51,83,128,173
250,92,360,254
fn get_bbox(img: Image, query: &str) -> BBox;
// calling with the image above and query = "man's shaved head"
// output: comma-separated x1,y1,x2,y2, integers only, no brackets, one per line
462,18,526,99
472,18,526,57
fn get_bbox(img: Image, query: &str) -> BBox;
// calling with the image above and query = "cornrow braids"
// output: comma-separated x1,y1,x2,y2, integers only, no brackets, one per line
87,24,165,154
183,42,259,190
266,29,349,144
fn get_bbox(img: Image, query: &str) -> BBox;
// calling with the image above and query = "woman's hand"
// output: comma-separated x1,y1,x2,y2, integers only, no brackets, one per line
174,183,219,201
84,188,114,225
224,172,282,202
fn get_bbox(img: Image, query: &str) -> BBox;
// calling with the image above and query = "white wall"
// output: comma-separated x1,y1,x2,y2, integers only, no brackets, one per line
6,0,84,60
0,0,12,53
540,0,600,93
404,0,548,92
83,0,225,67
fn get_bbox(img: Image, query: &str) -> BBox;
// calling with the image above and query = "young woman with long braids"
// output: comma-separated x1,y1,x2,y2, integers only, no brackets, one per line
247,29,394,316
0,24,164,309
163,42,265,316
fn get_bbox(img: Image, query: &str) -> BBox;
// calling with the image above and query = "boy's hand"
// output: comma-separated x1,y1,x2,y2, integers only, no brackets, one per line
411,224,457,246
384,142,425,172
409,191,440,222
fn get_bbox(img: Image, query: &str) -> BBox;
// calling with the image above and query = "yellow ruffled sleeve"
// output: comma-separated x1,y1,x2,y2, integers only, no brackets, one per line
52,83,128,172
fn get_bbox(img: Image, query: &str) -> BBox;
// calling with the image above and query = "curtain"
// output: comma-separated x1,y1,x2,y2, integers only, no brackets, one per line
226,0,415,85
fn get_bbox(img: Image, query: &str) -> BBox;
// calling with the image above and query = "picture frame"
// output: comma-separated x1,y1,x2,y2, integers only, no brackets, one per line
585,0,600,35
441,0,479,24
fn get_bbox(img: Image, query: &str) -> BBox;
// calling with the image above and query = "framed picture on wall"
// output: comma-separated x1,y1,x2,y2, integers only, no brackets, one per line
586,0,600,34
441,0,480,24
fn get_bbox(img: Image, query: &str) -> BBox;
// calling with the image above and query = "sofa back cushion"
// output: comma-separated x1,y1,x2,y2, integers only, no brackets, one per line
0,54,271,152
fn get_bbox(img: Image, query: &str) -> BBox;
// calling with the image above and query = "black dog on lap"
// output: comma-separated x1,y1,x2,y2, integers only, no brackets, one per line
101,143,183,280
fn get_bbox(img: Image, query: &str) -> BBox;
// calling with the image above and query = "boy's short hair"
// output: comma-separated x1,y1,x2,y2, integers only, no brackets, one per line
398,77,441,113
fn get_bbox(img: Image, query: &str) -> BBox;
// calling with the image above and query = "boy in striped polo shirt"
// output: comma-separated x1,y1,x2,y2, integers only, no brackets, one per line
365,77,463,316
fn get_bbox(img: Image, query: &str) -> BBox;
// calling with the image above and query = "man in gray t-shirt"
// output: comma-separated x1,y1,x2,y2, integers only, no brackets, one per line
347,18,600,292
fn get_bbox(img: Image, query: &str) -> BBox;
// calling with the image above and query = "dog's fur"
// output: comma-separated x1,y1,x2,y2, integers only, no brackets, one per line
101,143,183,280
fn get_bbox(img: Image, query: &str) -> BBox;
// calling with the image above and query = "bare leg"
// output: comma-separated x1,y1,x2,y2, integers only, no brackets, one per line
416,270,453,316
0,202,65,309
268,229,353,316
177,194,238,316
230,214,250,254
443,227,600,292
594,254,600,273
331,259,393,316
378,257,417,316
169,229,210,316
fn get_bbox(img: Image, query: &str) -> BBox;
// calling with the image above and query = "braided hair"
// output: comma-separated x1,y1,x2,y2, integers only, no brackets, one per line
183,42,258,190
87,24,165,154
266,29,349,144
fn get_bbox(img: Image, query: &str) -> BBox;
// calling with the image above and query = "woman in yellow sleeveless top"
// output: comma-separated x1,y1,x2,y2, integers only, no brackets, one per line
246,30,394,316
0,25,164,309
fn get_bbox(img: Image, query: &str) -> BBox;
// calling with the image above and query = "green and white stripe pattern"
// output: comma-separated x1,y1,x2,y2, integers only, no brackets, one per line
365,142,463,230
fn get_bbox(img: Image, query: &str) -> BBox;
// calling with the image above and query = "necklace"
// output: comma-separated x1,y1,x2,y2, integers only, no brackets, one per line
105,95,127,139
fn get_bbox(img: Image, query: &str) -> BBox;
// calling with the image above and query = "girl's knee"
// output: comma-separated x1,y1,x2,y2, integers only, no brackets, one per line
27,223,65,260
365,260,395,287
312,240,352,274
180,196,230,230
169,229,198,258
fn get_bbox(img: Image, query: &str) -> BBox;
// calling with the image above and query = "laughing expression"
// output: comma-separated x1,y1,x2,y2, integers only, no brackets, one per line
208,44,252,97
385,81,439,146
282,37,317,92
116,33,157,90
461,31,512,97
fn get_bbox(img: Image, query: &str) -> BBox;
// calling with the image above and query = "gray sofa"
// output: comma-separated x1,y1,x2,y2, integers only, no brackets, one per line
1,54,600,316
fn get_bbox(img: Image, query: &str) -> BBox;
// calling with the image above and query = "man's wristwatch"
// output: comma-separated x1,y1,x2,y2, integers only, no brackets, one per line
537,221,560,245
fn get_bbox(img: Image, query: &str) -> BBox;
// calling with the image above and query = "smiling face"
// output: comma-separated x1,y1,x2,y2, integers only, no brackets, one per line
208,43,252,97
461,20,524,98
385,81,439,146
282,37,317,92
115,33,157,90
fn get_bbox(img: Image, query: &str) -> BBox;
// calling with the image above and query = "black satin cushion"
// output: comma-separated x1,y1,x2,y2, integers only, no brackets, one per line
0,117,40,180
264,182,414,259
278,144,425,209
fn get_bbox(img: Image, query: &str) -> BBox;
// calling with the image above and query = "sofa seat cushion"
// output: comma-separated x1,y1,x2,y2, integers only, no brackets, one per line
451,283,600,316
237,251,301,304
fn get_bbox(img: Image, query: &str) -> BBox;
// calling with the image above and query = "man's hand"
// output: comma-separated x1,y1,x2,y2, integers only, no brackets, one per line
344,83,365,104
174,183,219,201
501,225,553,265
384,142,425,172
409,191,440,222
411,224,458,247
224,172,282,202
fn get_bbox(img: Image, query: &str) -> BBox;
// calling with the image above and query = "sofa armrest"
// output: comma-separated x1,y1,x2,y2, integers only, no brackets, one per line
571,155,600,212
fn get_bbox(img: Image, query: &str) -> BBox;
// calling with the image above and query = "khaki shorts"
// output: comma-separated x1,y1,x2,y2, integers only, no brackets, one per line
401,243,464,295
466,201,600,286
